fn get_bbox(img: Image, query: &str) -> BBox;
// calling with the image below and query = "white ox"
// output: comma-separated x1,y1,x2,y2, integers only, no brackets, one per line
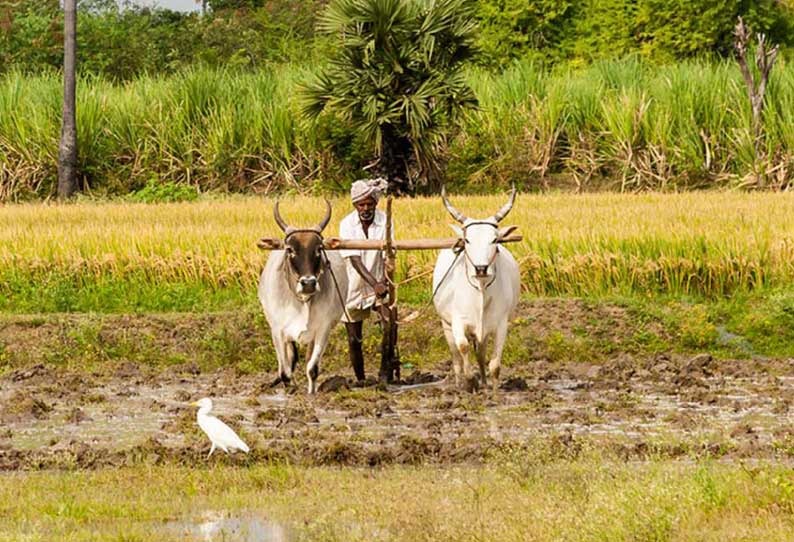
432,187,520,391
259,200,348,394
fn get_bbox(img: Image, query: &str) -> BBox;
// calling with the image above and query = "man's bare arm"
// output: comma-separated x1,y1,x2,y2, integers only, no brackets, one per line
350,256,388,297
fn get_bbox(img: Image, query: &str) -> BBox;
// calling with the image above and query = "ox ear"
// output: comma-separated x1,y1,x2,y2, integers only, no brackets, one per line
449,223,464,238
496,225,517,243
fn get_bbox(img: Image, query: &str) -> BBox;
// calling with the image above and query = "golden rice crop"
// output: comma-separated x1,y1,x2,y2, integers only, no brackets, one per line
2,192,794,298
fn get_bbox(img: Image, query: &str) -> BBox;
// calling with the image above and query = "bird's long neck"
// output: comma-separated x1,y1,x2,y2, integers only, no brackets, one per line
197,405,211,417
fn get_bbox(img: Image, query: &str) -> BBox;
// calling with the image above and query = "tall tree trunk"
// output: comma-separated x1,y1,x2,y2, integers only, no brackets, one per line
734,17,779,189
58,0,78,199
379,126,413,196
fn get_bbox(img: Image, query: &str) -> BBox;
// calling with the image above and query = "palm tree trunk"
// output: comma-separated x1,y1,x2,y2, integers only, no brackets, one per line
58,0,78,199
379,127,413,195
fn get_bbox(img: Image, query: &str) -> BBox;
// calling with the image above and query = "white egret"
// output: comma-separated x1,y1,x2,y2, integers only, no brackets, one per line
190,398,250,458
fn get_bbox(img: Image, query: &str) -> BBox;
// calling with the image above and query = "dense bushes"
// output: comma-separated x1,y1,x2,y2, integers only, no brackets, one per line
0,0,323,79
3,58,794,199
475,0,794,67
2,0,793,78
3,0,794,197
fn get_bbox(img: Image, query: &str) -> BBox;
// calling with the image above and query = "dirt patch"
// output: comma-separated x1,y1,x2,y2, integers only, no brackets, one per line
1,351,793,470
1,391,53,422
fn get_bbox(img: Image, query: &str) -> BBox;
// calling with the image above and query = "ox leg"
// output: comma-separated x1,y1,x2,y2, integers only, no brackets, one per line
305,342,318,392
272,335,287,385
489,322,509,393
275,335,296,388
442,323,462,388
452,320,476,391
306,331,330,394
476,335,490,388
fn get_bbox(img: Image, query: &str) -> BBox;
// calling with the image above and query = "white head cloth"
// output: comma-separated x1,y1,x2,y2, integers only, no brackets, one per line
350,177,388,204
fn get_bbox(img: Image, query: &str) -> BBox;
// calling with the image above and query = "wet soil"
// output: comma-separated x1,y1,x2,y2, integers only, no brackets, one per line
2,352,793,470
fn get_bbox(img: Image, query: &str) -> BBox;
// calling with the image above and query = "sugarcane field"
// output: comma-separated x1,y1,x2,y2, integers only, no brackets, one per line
3,1,794,541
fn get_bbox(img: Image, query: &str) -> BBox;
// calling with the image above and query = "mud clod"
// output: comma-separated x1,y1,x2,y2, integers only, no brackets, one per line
501,377,528,392
115,362,141,378
319,376,349,393
66,407,90,424
1,392,52,422
5,364,49,383
404,371,440,385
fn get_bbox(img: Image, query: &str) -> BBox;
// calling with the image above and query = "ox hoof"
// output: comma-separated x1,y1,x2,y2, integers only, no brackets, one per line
461,375,480,393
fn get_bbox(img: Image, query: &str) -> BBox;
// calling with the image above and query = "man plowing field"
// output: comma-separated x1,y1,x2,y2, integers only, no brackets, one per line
338,178,396,384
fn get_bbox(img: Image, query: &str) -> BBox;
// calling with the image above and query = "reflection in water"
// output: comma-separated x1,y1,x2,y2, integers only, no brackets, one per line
166,511,289,542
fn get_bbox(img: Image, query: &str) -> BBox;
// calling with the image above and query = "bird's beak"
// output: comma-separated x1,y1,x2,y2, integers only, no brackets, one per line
189,401,199,407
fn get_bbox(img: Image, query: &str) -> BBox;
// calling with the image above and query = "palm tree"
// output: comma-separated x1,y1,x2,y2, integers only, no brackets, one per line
301,0,478,195
58,0,78,199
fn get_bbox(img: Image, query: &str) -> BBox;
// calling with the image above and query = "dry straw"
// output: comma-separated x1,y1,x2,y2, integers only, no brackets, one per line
2,192,794,297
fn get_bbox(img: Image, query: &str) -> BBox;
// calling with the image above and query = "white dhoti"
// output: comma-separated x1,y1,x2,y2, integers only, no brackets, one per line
339,209,387,323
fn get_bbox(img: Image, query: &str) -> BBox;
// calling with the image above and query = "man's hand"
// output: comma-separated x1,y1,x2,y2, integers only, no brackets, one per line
350,256,388,298
374,281,388,298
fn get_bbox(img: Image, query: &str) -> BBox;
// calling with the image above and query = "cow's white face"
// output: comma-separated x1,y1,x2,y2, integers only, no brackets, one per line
442,185,518,288
453,221,498,280
452,220,515,282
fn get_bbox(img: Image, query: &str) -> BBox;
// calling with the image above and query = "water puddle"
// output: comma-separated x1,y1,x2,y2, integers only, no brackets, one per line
163,511,290,542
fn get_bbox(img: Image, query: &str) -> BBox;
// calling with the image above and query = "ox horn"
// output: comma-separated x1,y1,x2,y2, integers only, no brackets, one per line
441,186,467,224
492,185,517,223
273,200,291,233
313,198,332,233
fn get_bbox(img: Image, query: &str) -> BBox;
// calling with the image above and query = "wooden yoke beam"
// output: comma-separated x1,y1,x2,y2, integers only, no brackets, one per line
257,235,523,251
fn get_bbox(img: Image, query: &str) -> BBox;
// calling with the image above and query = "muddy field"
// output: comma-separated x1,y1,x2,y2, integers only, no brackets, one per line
2,349,793,470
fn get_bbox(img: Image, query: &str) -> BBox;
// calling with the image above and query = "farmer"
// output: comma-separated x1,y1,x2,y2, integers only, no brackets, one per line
339,177,391,383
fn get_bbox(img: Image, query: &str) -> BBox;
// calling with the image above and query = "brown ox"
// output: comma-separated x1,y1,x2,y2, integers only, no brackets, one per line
258,200,348,393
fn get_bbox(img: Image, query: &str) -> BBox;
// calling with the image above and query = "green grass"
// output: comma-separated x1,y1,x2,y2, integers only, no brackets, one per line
5,291,794,377
1,457,793,541
4,57,794,199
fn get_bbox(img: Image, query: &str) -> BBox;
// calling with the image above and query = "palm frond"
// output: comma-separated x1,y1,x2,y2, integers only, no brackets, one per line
301,0,478,190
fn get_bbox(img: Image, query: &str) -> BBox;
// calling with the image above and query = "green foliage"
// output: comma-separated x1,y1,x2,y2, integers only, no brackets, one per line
3,0,794,78
474,0,794,67
677,304,719,349
568,0,639,63
7,57,794,197
0,0,323,80
635,0,788,62
76,0,199,80
0,269,251,313
475,0,575,67
301,0,478,192
715,290,794,357
0,0,63,70
130,179,198,203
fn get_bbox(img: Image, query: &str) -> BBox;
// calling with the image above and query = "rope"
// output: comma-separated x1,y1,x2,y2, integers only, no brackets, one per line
322,249,362,342
388,249,462,325
394,266,435,287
